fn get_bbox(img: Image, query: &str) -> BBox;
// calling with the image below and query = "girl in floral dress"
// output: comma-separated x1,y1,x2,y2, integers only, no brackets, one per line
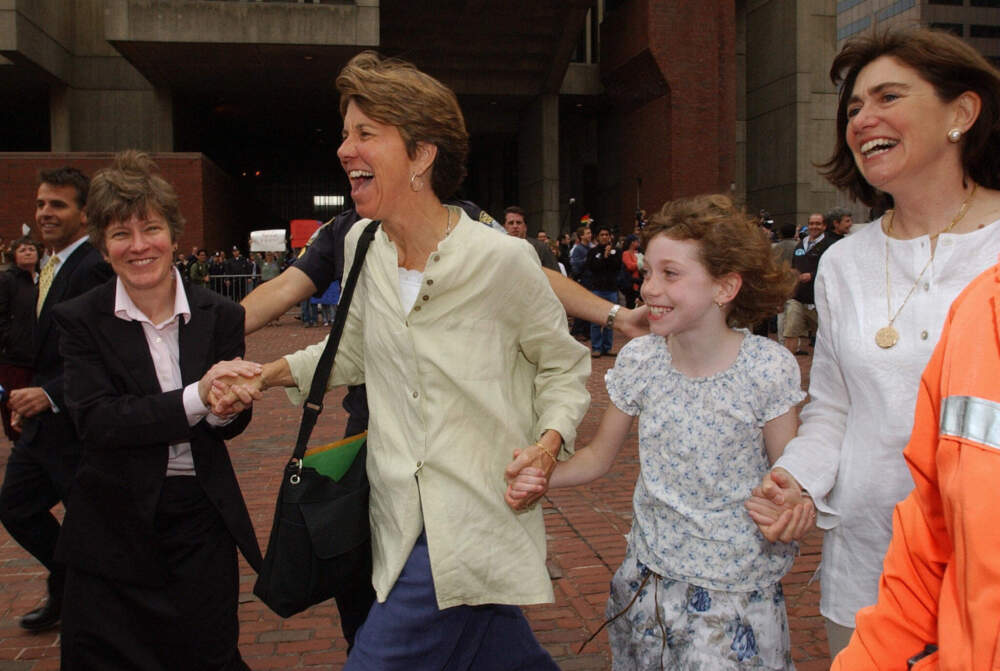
509,194,811,669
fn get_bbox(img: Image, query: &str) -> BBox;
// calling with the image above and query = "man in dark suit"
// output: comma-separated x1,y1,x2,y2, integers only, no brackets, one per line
0,167,112,631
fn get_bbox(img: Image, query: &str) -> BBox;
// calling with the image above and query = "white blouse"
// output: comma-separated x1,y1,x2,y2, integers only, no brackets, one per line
607,333,803,591
774,217,1000,627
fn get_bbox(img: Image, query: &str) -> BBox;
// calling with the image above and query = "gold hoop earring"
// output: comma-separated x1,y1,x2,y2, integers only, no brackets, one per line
409,173,424,192
948,128,962,143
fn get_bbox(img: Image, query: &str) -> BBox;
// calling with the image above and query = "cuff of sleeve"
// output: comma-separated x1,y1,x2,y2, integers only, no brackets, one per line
771,455,838,521
282,352,312,406
42,389,59,414
206,412,236,427
183,383,210,426
535,416,578,458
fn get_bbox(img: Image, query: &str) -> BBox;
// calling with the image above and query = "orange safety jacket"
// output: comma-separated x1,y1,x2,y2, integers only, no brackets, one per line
833,262,1000,671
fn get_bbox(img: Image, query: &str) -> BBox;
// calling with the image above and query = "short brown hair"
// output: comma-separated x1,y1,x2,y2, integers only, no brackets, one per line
821,28,1000,207
504,205,526,219
86,150,185,254
39,167,89,208
641,194,796,329
337,51,469,200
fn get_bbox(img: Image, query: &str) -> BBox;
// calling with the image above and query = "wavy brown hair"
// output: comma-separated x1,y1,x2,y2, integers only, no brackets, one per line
86,150,185,254
337,51,469,200
821,28,1000,208
641,194,796,329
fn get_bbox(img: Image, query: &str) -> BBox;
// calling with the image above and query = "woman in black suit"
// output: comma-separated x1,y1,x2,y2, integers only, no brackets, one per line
53,151,263,671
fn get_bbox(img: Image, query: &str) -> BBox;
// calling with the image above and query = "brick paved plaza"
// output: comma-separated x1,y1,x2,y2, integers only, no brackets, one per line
0,316,830,670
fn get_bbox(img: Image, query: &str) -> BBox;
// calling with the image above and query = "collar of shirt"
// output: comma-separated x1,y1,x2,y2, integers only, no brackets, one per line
804,233,825,251
113,268,191,327
47,235,90,273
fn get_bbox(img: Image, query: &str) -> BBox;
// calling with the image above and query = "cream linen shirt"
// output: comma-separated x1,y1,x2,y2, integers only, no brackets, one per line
284,208,590,609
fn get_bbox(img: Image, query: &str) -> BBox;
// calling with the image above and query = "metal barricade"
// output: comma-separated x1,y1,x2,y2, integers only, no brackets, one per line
204,273,258,302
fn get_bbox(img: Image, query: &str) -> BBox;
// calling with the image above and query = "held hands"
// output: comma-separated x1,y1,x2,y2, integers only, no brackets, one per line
198,358,263,418
8,387,52,419
745,467,816,543
504,439,559,511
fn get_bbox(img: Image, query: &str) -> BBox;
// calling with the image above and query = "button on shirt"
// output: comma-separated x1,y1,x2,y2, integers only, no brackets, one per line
284,208,591,609
113,269,231,475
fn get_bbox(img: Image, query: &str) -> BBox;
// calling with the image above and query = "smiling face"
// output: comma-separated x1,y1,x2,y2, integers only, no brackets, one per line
640,234,728,338
807,213,825,240
338,100,420,222
846,55,965,193
36,183,87,253
104,210,177,296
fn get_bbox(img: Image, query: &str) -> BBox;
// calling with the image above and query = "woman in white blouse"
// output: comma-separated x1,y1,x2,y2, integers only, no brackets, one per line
229,52,590,670
746,28,1000,660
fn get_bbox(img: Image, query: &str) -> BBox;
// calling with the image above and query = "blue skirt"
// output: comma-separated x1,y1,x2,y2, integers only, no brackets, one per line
344,531,559,671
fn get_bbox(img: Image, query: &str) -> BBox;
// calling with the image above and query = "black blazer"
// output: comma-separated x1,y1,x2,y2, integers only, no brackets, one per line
0,266,37,367
52,279,262,587
791,235,833,305
18,240,112,448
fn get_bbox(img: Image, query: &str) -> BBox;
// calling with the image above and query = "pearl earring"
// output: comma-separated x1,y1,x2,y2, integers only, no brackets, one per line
409,173,424,192
948,128,962,143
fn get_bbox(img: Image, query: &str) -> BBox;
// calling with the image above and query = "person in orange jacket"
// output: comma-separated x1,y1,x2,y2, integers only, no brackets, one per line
833,261,1000,670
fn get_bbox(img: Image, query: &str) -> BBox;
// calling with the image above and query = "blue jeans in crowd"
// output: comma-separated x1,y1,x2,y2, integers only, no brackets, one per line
590,289,618,354
300,300,317,327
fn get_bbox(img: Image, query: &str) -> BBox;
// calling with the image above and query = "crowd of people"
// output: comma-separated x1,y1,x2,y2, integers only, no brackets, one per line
0,24,998,671
174,246,293,302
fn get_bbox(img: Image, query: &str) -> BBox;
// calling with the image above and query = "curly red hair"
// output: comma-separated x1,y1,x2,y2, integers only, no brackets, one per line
641,194,796,329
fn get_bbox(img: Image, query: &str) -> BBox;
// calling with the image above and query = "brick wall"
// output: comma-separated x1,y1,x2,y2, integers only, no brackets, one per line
601,0,737,222
0,153,248,254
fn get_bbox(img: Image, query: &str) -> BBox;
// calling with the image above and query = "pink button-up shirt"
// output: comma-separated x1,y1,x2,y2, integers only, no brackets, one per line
113,270,229,475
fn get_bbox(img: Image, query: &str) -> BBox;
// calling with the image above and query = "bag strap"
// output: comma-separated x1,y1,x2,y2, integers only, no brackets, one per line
293,220,380,460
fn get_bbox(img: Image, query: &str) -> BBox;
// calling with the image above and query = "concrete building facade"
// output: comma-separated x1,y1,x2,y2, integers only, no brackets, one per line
742,0,843,231
5,0,1000,245
1,0,738,246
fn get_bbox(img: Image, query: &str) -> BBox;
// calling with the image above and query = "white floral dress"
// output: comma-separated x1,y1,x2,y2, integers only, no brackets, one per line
604,332,804,669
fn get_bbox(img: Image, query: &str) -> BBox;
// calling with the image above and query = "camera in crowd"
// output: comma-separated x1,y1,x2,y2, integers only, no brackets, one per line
758,209,775,230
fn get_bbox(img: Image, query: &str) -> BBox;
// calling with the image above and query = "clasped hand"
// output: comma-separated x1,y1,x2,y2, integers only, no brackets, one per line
198,358,264,417
503,443,557,511
744,467,816,543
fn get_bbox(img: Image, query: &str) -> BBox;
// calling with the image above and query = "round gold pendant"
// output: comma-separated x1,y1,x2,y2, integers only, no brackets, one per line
875,325,899,349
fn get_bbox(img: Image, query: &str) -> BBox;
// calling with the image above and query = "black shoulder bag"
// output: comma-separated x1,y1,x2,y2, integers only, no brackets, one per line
253,220,380,618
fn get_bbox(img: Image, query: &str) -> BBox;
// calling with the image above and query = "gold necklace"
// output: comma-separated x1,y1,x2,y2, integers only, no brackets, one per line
875,182,977,349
